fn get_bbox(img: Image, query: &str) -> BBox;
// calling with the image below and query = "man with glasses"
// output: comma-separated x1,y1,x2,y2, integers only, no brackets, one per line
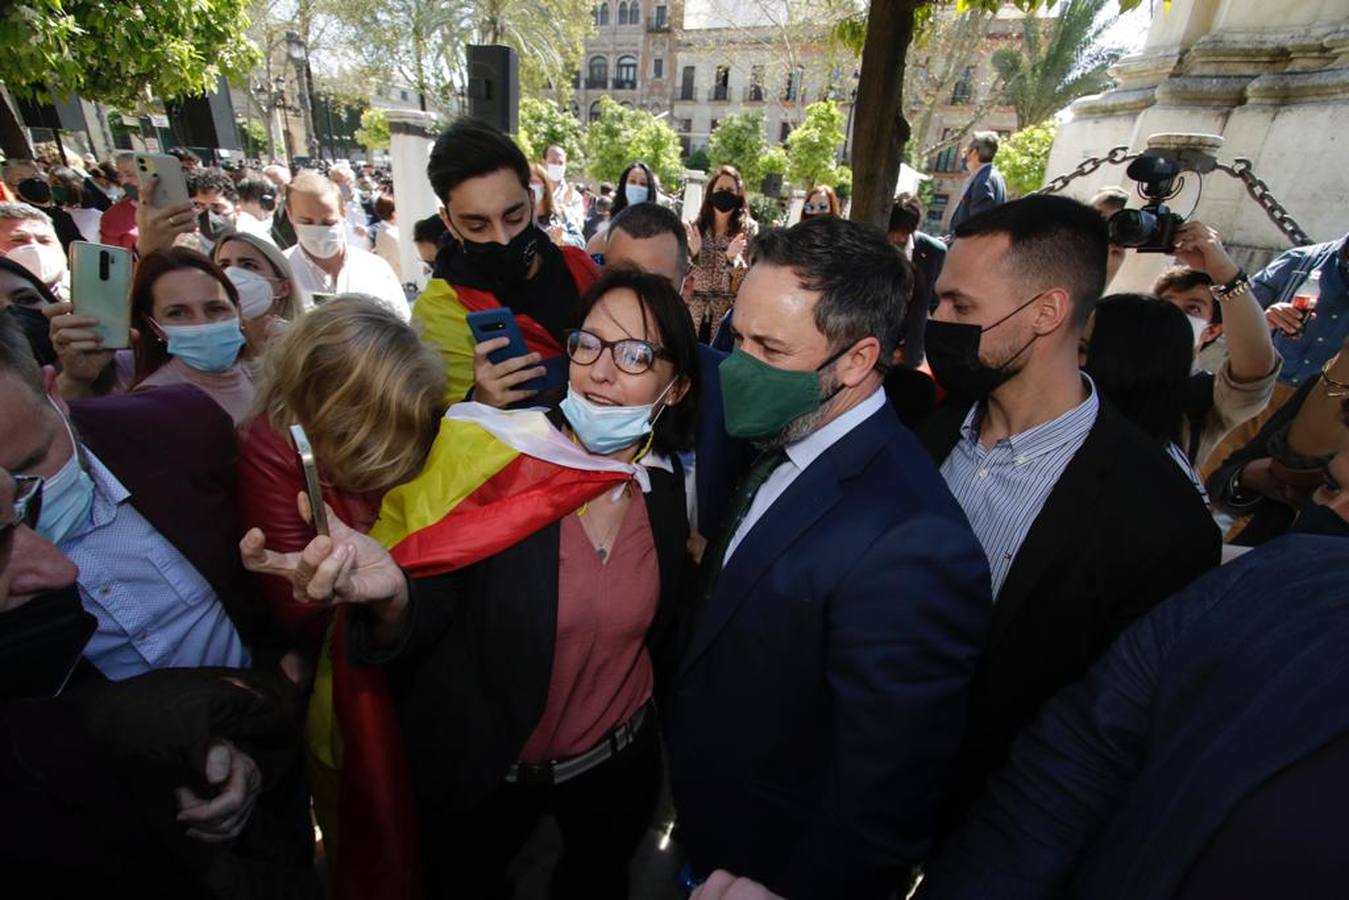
665,216,991,898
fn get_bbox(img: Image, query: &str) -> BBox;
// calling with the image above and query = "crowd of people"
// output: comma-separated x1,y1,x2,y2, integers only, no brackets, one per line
1,120,1348,900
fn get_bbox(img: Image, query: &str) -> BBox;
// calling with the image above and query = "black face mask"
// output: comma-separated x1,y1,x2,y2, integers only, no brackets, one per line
0,585,96,701
710,189,741,213
457,221,540,289
198,207,233,242
924,292,1043,402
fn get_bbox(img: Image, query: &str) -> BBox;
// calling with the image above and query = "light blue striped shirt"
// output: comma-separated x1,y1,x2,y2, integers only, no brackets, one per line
59,447,250,680
939,376,1099,599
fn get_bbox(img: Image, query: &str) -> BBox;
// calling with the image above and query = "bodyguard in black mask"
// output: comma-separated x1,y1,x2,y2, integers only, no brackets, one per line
419,117,599,405
912,194,1221,829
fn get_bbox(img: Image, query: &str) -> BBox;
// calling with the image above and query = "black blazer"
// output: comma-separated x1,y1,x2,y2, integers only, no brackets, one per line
917,398,1222,818
348,465,690,813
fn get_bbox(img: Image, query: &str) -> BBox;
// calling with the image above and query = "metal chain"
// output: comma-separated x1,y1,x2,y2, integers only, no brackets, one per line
1213,158,1313,247
1038,145,1136,195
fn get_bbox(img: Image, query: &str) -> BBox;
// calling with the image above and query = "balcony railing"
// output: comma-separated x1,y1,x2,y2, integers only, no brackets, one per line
744,85,765,102
613,78,637,90
647,15,670,31
708,85,729,101
586,77,609,89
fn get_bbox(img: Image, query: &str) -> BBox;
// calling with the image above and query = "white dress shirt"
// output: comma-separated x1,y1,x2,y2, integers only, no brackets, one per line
284,242,410,321
724,387,887,563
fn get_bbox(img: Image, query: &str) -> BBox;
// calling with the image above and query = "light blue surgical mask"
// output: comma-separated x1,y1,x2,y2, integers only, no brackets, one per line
156,318,246,373
624,183,649,207
37,405,96,546
561,380,675,455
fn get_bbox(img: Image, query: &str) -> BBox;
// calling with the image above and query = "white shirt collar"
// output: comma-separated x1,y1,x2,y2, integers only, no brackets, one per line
784,387,887,473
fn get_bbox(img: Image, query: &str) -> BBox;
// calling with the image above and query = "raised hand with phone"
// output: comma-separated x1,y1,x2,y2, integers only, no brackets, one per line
134,157,199,257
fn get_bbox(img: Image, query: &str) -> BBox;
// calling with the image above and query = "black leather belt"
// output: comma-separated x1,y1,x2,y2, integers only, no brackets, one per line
505,702,650,787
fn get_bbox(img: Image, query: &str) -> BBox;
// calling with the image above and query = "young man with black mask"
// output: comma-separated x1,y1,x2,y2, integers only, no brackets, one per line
417,117,600,404
917,194,1221,824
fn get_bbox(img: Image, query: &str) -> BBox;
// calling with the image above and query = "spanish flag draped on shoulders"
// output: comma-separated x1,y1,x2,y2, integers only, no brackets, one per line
314,400,649,899
413,224,599,401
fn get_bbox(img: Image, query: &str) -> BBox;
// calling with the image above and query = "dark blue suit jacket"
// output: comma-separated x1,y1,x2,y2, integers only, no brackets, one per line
667,401,992,899
949,163,1007,232
920,535,1349,900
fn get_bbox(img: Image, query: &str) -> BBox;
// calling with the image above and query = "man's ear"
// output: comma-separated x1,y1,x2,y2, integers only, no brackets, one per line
40,365,71,416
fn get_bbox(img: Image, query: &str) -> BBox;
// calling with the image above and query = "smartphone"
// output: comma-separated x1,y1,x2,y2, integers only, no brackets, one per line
135,152,192,208
467,308,545,393
69,241,133,349
289,424,329,537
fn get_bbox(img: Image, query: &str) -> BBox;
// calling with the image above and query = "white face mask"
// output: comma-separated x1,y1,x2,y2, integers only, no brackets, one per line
5,241,67,287
225,266,277,319
625,183,649,206
1187,314,1209,351
546,163,566,184
294,222,346,259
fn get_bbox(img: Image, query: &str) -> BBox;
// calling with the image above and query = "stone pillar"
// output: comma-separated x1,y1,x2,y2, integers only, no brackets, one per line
680,169,707,221
386,109,441,295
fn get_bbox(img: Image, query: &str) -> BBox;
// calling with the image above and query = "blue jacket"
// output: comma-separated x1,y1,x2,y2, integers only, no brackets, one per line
1251,234,1349,387
949,163,1007,232
920,534,1349,900
667,402,991,899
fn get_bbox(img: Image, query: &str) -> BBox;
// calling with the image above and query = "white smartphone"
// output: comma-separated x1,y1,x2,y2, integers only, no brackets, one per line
69,241,133,349
135,152,192,207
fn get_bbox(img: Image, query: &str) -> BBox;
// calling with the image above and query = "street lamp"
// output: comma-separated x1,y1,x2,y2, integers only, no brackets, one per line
285,30,318,160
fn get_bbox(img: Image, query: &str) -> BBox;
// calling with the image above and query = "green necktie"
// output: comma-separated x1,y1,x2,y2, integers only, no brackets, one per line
700,448,789,598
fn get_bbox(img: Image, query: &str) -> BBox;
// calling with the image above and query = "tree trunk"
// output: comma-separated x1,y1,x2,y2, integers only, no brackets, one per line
0,89,35,160
849,0,921,228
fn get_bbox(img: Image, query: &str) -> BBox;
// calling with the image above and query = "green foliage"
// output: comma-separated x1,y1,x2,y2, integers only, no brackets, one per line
833,165,853,201
517,97,586,172
786,100,847,190
0,0,261,107
992,0,1125,128
707,111,768,187
759,146,788,178
472,0,595,96
684,147,711,172
238,118,269,157
997,120,1058,197
584,97,684,190
354,107,390,154
748,194,786,228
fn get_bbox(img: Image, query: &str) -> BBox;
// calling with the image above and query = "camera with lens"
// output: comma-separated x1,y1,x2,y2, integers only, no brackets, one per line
1107,154,1185,254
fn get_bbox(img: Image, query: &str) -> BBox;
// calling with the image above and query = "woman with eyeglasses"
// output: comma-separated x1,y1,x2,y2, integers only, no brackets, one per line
242,266,700,898
799,184,841,222
684,164,757,342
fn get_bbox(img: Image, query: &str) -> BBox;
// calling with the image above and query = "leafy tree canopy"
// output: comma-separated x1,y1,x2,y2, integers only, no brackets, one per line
516,97,587,173
996,119,1058,197
584,96,684,189
786,99,847,189
707,111,769,189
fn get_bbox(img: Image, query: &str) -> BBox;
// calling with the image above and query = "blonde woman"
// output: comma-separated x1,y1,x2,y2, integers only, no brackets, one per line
235,294,445,897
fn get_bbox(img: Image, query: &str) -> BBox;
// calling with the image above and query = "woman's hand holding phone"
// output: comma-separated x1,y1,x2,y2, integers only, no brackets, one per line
45,301,123,399
135,175,199,256
240,493,408,627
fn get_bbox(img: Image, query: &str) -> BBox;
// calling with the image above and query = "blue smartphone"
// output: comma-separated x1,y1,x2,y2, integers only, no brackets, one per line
466,307,545,392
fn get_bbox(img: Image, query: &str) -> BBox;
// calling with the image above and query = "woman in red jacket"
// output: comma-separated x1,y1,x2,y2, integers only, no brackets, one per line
236,294,446,899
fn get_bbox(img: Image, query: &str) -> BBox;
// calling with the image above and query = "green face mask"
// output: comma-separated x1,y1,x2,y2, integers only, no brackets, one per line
719,346,847,440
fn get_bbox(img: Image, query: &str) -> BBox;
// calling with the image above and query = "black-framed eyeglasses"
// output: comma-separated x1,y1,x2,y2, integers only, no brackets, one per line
1,474,42,555
566,329,671,376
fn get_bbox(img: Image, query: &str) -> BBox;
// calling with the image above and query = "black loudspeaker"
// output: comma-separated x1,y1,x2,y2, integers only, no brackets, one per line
164,75,241,152
760,173,783,198
466,45,520,135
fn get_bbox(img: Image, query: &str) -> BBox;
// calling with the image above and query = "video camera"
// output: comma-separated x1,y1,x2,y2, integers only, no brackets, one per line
1107,154,1185,254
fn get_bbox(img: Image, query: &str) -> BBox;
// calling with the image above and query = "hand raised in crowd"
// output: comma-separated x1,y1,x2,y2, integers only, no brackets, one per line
135,174,198,256
240,492,407,618
691,871,785,900
1172,221,1241,284
175,740,262,843
472,337,546,408
726,232,748,264
44,301,124,398
685,220,703,260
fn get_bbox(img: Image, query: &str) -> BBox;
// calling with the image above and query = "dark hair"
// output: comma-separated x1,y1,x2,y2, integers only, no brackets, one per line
48,166,84,207
426,117,530,205
599,182,615,197
168,147,202,165
888,193,924,234
607,202,690,278
374,193,396,223
751,216,912,365
187,168,238,203
953,194,1108,328
0,304,47,396
610,161,661,218
131,248,240,383
413,213,448,245
1154,265,1220,324
576,267,701,454
235,173,276,207
696,165,747,236
969,131,999,163
1084,293,1192,447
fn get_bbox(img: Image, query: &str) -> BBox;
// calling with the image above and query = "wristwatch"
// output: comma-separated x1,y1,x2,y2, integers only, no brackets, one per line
1210,269,1251,301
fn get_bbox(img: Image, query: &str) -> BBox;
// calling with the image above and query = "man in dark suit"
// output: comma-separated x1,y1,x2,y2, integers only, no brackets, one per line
667,217,992,898
947,131,1007,233
888,192,947,366
0,315,277,678
918,195,1221,821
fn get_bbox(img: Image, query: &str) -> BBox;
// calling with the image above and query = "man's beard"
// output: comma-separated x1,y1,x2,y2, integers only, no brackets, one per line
754,367,842,452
